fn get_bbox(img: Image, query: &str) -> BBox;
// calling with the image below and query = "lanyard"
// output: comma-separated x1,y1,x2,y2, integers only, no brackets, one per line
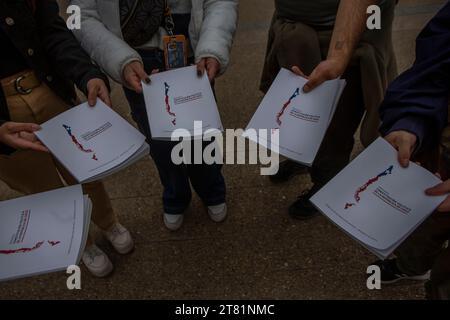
164,1,175,36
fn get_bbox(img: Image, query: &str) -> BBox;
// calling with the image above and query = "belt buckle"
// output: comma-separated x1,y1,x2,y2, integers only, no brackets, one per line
14,75,32,95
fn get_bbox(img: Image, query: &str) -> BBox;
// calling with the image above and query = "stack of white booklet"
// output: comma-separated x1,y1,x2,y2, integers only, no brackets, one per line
310,138,446,259
36,100,149,183
0,185,91,281
142,65,223,140
243,68,346,166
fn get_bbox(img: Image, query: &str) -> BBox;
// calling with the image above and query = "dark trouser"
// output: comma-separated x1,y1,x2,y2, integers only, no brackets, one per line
395,147,450,300
311,66,365,188
396,212,450,300
260,18,365,190
123,49,226,215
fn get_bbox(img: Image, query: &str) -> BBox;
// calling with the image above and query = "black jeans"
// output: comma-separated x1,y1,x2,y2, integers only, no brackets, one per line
310,66,365,188
123,49,226,215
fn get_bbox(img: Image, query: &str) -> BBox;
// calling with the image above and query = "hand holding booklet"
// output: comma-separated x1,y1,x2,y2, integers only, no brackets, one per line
310,138,447,259
243,68,346,166
0,185,91,281
35,100,149,183
142,65,223,140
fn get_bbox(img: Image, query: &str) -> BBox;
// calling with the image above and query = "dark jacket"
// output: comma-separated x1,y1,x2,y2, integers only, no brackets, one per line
0,0,109,137
379,1,450,151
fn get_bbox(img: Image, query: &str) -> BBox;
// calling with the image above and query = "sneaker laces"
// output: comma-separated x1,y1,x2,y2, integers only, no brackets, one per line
84,246,104,262
107,223,125,240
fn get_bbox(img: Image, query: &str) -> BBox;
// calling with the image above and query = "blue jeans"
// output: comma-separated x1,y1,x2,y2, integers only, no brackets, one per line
123,49,226,215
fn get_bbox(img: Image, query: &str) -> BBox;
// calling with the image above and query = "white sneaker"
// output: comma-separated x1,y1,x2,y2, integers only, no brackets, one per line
208,203,227,222
104,223,134,254
163,213,184,231
82,245,113,278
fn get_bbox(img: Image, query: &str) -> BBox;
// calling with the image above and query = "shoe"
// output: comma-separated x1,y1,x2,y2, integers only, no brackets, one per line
288,189,319,220
208,203,227,223
82,245,113,278
164,213,184,231
104,223,134,255
269,160,308,183
372,258,431,284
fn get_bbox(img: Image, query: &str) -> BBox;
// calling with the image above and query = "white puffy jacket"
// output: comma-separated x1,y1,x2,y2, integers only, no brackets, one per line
71,0,238,83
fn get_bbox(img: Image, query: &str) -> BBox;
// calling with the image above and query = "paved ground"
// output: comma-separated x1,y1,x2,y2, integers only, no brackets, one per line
0,0,446,299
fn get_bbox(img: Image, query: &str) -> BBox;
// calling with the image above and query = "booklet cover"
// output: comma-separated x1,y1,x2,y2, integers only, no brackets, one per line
243,68,346,166
142,65,224,139
310,138,446,259
0,185,91,281
35,100,149,183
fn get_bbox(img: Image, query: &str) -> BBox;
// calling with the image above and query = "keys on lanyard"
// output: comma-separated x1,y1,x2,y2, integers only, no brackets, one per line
162,5,188,70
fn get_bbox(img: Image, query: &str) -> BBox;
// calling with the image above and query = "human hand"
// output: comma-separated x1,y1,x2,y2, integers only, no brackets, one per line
123,61,151,94
196,57,221,83
385,131,418,168
0,122,48,152
291,57,346,93
426,179,450,212
87,78,111,107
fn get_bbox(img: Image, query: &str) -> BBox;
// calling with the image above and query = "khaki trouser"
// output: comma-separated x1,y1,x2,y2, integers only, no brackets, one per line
0,71,117,245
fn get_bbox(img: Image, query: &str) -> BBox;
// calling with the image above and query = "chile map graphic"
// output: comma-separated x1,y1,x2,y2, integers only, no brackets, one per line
164,82,177,125
0,240,61,255
276,87,300,127
63,124,98,161
344,165,394,209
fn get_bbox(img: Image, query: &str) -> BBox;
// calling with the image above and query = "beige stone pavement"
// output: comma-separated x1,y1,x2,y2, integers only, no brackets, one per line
0,0,447,299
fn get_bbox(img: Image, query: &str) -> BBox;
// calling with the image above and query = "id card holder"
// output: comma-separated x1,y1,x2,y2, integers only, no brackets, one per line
163,34,187,70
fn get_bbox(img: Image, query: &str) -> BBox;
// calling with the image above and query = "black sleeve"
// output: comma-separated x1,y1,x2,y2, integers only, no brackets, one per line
34,0,110,95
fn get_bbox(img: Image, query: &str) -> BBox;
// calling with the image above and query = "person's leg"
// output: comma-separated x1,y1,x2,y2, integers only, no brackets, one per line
55,163,133,257
123,49,196,230
188,164,226,207
372,146,449,285
260,16,322,92
289,66,365,219
396,213,450,276
0,149,65,195
0,85,99,247
55,163,117,231
123,85,192,216
0,77,119,276
311,66,366,188
187,139,226,208
262,18,324,183
26,82,121,240
371,213,450,285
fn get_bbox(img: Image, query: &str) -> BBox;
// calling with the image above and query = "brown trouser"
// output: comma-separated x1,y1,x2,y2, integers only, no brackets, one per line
0,71,117,244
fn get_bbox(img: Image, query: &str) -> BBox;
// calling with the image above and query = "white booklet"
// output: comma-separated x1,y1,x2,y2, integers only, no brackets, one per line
310,138,447,259
36,100,149,183
243,68,346,166
142,65,223,140
0,185,91,281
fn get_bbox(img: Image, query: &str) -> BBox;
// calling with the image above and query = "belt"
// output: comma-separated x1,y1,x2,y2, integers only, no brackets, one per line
1,70,41,97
